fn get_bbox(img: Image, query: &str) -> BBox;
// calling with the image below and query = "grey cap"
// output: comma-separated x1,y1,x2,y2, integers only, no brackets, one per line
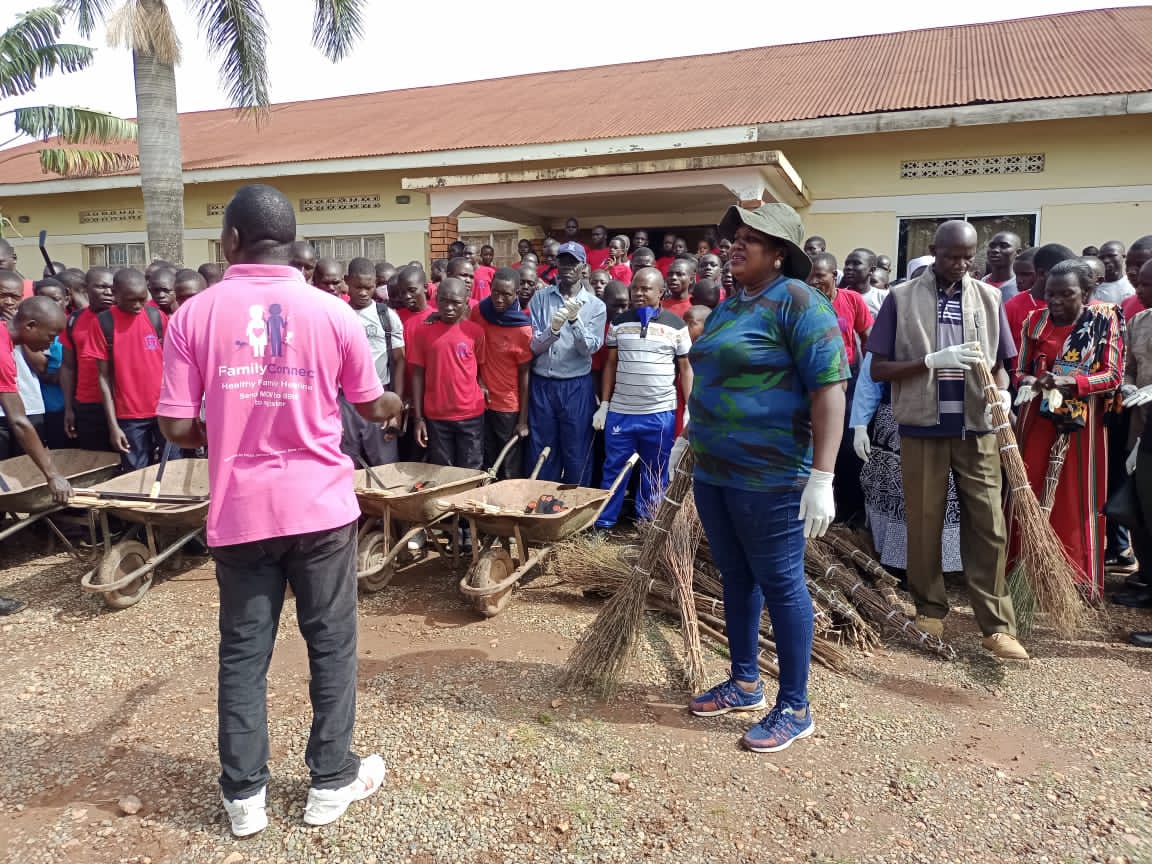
718,203,812,281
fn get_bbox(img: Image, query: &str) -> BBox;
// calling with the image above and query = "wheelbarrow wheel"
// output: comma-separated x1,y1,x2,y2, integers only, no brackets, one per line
357,530,395,593
95,540,153,609
469,548,515,618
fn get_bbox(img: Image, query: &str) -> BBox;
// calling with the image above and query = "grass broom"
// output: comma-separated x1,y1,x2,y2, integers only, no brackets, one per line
977,363,1085,637
561,446,696,698
660,493,707,693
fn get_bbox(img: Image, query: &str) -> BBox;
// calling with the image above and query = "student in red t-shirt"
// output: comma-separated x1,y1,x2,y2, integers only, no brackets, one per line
655,235,676,276
631,247,655,276
539,239,560,286
698,253,722,284
1004,245,1074,355
409,278,487,469
517,264,539,311
83,268,171,471
588,269,610,299
664,258,696,319
473,268,533,478
807,253,872,367
60,266,115,451
473,245,497,300
148,266,178,314
447,257,486,305
586,225,611,272
606,235,632,283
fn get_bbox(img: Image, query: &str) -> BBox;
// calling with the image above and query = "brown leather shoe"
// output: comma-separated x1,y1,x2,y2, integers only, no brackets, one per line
982,632,1030,660
914,615,945,638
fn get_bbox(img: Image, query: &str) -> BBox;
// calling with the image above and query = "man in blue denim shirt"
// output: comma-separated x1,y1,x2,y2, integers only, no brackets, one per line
526,242,606,484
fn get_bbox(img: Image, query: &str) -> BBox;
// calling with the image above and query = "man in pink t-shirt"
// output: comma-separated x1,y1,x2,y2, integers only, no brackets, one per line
157,185,402,837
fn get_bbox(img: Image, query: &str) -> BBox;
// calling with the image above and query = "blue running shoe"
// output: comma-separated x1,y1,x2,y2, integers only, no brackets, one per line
742,705,815,753
688,678,767,717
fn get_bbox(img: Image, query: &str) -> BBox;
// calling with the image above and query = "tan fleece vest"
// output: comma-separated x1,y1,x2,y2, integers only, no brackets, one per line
889,271,1002,432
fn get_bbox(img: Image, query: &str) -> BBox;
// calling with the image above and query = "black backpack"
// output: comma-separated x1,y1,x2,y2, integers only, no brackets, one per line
96,306,165,376
375,302,395,391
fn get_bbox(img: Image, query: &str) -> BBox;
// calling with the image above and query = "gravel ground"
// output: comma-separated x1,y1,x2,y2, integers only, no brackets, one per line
0,529,1150,864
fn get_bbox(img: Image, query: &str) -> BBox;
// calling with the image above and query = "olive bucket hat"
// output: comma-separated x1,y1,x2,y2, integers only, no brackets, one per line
718,203,812,282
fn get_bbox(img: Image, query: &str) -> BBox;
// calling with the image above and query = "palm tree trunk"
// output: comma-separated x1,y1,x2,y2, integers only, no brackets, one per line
132,46,183,265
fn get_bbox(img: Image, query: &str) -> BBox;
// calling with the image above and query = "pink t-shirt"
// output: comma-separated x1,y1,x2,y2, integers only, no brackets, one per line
157,264,384,547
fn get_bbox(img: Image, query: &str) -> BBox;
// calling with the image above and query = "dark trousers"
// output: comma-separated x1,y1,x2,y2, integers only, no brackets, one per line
73,402,113,452
212,522,361,800
426,415,484,469
118,417,179,472
0,414,45,460
1105,411,1132,557
43,411,69,450
339,396,397,466
695,481,813,710
484,409,523,479
526,374,596,485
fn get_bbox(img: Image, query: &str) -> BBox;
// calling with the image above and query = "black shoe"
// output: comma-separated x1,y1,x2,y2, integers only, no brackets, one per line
1124,572,1150,590
1105,552,1138,570
0,597,27,616
1130,631,1152,649
1109,589,1152,609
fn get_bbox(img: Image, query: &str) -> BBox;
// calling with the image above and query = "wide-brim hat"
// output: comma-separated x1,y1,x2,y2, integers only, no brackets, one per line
718,203,812,281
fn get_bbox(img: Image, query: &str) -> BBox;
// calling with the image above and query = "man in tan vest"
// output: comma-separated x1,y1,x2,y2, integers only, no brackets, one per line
867,220,1028,661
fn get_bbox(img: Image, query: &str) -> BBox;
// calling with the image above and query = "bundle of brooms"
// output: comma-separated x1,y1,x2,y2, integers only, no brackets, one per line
556,450,960,695
977,362,1086,637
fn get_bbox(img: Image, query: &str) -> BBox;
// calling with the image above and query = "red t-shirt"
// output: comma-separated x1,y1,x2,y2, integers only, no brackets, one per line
831,289,874,366
0,326,17,394
1004,292,1044,352
59,308,103,404
407,319,486,421
473,318,532,413
81,307,167,419
586,248,611,272
655,257,675,277
607,263,631,283
472,265,495,302
1123,294,1148,323
663,297,692,319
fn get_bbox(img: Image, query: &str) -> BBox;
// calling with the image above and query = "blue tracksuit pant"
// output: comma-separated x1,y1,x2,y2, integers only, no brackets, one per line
596,409,676,528
527,374,596,485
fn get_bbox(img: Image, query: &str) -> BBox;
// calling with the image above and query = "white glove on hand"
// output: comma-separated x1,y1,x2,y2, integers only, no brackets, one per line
1127,439,1141,476
798,468,835,539
852,425,871,461
925,341,984,371
1126,385,1152,407
984,389,1011,426
564,297,583,323
592,402,610,431
668,435,689,469
549,308,567,334
1014,386,1038,406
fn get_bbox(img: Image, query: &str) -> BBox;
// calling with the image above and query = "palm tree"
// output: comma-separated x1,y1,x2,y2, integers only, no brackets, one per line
0,6,137,179
63,0,367,266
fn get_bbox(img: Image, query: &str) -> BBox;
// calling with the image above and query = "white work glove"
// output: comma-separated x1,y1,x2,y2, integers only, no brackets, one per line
669,435,689,468
1014,386,1038,406
852,425,871,461
564,297,583,323
925,341,984,371
984,389,1011,426
549,307,567,334
592,402,610,431
1127,385,1152,407
680,406,690,428
798,468,835,539
1127,439,1141,476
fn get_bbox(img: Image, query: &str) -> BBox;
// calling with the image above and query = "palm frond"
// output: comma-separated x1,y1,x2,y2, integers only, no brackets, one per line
193,0,269,115
107,0,181,66
12,105,137,144
59,0,118,39
37,146,139,177
0,7,95,97
311,0,365,61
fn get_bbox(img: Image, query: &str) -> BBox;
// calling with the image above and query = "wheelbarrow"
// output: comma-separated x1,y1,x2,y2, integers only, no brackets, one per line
351,437,541,592
440,452,639,617
0,450,120,549
72,459,210,609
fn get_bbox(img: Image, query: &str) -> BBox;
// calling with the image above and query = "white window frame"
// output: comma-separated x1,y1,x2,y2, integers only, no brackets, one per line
84,242,147,269
894,210,1040,280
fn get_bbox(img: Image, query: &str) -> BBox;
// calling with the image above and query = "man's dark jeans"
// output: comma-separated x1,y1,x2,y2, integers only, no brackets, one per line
212,522,361,801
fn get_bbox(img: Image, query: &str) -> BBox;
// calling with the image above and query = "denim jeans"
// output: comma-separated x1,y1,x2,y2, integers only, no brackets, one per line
693,479,813,711
117,417,180,472
211,522,361,800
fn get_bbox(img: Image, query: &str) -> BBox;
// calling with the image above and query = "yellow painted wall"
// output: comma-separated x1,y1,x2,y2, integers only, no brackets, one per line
800,212,897,261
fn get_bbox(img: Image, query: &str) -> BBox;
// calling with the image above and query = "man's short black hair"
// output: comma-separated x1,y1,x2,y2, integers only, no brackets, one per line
224,184,296,253
446,257,471,276
812,252,838,271
347,257,375,279
492,267,519,286
1033,243,1078,273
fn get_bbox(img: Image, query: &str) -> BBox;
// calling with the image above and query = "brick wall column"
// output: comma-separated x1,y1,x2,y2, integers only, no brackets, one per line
429,216,459,261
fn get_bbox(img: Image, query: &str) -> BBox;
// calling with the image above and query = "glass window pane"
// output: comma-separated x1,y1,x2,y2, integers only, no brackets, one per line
362,236,387,262
127,243,146,267
107,244,128,267
85,245,106,267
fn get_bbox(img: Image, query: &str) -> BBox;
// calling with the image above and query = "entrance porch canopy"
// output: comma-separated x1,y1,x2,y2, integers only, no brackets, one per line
402,151,808,229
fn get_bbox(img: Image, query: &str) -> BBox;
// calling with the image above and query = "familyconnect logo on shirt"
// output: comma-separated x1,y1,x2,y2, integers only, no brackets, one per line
216,303,316,407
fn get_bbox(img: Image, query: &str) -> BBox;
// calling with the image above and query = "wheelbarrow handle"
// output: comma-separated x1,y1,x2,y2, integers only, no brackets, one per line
487,433,523,479
528,446,551,480
590,452,640,525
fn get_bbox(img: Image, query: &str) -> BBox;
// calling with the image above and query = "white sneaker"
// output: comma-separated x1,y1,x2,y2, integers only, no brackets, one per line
222,787,268,837
303,754,386,826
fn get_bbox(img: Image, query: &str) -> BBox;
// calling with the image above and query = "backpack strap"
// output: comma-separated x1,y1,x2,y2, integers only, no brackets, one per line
97,309,115,363
376,302,395,391
65,309,81,350
144,305,165,343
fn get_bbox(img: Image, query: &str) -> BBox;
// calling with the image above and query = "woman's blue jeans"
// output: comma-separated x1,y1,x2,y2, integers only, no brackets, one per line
693,478,813,710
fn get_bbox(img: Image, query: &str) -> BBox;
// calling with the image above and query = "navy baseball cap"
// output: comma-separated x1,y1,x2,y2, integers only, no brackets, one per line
556,242,587,264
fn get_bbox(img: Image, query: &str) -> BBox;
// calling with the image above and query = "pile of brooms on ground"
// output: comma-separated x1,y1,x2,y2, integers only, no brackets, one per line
556,449,959,697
